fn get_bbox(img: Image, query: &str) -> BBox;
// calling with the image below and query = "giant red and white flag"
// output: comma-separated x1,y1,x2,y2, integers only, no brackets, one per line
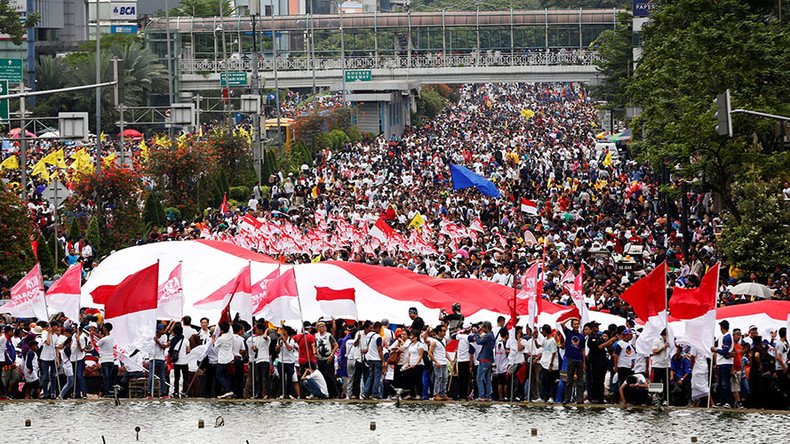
369,217,397,244
670,263,720,357
104,262,159,352
520,262,541,328
0,264,48,320
157,263,183,321
520,198,538,216
315,287,357,320
194,264,252,323
620,262,672,356
253,268,301,322
46,263,82,321
562,264,589,326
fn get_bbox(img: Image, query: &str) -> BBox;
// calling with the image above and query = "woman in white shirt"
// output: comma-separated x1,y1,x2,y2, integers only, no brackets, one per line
390,330,409,390
401,330,426,399
248,322,271,398
213,321,235,399
275,326,300,399
170,324,191,398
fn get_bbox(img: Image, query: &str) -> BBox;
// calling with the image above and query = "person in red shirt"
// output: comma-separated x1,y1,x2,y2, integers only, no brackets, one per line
731,328,744,408
293,322,317,371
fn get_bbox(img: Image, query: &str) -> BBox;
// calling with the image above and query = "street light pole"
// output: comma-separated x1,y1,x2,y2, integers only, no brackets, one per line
165,0,174,137
220,0,231,120
95,0,102,173
270,1,281,144
250,2,262,181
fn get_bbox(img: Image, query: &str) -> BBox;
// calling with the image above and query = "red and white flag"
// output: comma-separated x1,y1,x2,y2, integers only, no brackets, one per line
520,198,538,216
315,287,358,320
250,268,280,319
469,217,486,233
0,264,48,320
620,262,673,356
670,263,720,357
194,264,252,323
104,262,159,352
519,262,541,328
46,263,82,321
562,264,588,326
219,192,229,213
253,268,301,322
240,214,263,231
157,263,183,321
369,217,396,243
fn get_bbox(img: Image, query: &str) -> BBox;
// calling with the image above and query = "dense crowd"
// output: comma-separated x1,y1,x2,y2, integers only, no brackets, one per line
2,82,789,407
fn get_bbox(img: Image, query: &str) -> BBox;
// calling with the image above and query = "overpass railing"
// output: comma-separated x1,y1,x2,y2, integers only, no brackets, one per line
180,50,598,74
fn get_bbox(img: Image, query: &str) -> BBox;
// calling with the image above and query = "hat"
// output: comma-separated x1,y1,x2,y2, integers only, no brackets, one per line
748,324,758,331
31,326,43,335
316,321,326,327
408,307,418,314
623,328,634,335
588,320,601,327
88,322,99,329
718,320,729,329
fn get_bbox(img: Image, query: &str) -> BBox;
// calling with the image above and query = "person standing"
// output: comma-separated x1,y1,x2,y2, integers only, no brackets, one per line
249,321,271,398
314,321,338,398
538,325,560,402
651,328,671,403
40,321,61,399
585,321,614,404
613,329,637,393
401,329,426,399
71,325,91,399
231,323,246,399
428,325,450,400
454,324,473,400
362,321,384,399
470,321,495,401
1,326,20,399
23,340,41,399
710,320,734,408
169,323,191,398
149,324,170,398
562,319,585,404
493,328,510,400
214,321,235,399
276,326,300,399
57,329,75,399
96,323,115,397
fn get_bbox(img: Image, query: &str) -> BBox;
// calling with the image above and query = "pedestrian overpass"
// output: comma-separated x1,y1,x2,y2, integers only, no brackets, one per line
145,9,620,92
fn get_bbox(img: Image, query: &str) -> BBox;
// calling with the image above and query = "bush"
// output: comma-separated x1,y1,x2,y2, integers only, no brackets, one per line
228,198,241,209
229,185,251,201
346,126,363,143
325,129,350,150
142,191,167,229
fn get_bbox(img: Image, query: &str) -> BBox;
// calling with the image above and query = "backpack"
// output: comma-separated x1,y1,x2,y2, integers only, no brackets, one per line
169,336,184,363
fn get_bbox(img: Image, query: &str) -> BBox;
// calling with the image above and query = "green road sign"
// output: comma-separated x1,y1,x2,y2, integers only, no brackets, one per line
220,71,248,86
0,58,23,83
345,70,372,82
0,80,8,121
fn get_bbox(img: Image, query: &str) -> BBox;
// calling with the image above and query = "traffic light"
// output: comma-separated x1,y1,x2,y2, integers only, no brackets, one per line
714,89,732,137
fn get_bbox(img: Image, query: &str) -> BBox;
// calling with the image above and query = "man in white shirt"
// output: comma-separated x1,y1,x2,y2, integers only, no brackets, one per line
213,321,235,399
39,322,61,399
71,326,91,399
362,321,384,399
231,323,246,398
538,325,559,402
314,321,338,398
775,327,788,374
651,329,671,399
454,324,473,400
96,323,116,397
301,368,329,399
248,322,271,398
428,325,450,400
148,324,170,398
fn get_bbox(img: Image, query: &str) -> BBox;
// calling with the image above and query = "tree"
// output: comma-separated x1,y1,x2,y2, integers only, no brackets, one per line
167,0,233,17
627,0,790,222
85,216,102,257
415,86,447,123
46,233,61,276
719,176,790,275
209,126,257,188
142,191,167,230
589,12,633,110
36,232,56,277
67,217,81,242
71,165,143,252
0,0,39,45
0,181,35,278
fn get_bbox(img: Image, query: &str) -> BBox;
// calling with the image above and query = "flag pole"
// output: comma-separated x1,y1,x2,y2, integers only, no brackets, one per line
40,263,64,397
663,261,670,406
707,263,721,409
509,261,518,401
249,260,255,399
277,264,286,398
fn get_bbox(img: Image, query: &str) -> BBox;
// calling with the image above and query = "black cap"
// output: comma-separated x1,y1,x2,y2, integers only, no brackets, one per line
719,320,729,329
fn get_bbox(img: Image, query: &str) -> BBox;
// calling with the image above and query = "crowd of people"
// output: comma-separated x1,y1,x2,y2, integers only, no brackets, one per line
2,82,789,408
2,306,788,409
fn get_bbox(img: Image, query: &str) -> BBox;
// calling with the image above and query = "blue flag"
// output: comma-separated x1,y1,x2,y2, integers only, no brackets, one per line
449,164,501,198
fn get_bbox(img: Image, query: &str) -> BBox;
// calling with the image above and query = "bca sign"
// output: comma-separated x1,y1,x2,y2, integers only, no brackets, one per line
111,2,138,20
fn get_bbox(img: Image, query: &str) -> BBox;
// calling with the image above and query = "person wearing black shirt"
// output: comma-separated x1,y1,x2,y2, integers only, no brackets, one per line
441,303,465,335
409,307,424,333
585,321,615,403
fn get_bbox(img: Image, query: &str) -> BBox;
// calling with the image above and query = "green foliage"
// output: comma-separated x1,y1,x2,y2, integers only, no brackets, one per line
67,217,81,242
85,216,102,257
590,12,633,110
345,126,363,143
0,181,35,278
166,0,233,17
229,185,251,201
209,126,258,188
36,232,55,278
46,233,61,276
415,86,448,124
627,0,790,220
0,0,39,45
719,176,790,275
325,130,350,150
142,191,167,230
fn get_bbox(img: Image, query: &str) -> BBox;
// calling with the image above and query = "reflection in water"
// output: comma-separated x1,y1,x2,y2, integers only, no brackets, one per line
0,401,785,444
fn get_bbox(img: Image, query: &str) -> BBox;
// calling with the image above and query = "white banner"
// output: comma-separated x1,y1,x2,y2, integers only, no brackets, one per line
110,2,137,20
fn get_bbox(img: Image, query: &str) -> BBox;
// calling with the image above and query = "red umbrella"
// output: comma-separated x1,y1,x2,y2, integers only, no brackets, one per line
120,128,143,138
7,128,36,139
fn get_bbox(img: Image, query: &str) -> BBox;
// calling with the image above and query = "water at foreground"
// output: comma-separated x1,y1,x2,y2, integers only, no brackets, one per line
0,400,785,444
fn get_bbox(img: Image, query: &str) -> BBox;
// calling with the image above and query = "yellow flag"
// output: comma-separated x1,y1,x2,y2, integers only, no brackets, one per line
103,152,117,166
139,139,148,160
1,155,19,170
311,186,319,199
100,131,106,142
603,152,613,167
408,213,425,231
520,108,535,119
31,160,50,181
41,150,59,165
55,149,68,169
311,255,321,263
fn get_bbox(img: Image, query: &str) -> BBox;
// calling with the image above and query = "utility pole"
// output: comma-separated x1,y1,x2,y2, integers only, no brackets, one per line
220,0,231,120
95,0,102,173
19,80,27,200
250,1,262,180
165,0,174,137
270,1,281,144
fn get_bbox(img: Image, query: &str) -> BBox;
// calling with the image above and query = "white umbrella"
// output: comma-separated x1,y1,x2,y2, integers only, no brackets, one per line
39,131,60,139
730,282,774,299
